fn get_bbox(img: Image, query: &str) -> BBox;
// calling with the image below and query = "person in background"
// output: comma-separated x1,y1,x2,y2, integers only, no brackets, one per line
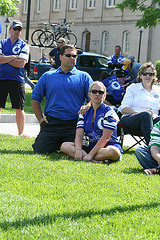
123,54,142,85
135,121,160,175
61,81,122,164
39,53,48,63
0,20,29,136
0,23,2,35
100,71,125,106
31,45,93,154
108,45,126,71
118,61,160,145
49,38,66,69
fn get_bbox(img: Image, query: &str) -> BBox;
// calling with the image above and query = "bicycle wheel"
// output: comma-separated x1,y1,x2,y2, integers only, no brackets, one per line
31,29,43,46
39,30,54,47
64,33,77,46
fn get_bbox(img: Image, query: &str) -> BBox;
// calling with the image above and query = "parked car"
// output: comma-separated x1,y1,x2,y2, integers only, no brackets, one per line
31,52,109,82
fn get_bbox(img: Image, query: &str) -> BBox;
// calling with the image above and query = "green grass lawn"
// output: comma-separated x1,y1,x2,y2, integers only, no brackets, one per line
0,134,160,239
1,88,46,114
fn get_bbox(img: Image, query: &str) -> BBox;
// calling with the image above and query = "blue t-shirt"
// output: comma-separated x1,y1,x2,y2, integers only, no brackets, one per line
0,38,29,82
31,66,93,120
49,47,61,69
102,75,125,101
77,103,122,152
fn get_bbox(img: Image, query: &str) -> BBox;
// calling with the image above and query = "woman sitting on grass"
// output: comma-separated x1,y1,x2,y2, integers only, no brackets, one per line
61,81,122,164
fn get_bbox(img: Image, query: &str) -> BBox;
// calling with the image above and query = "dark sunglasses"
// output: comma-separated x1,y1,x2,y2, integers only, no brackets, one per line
57,41,63,44
13,27,22,31
91,90,104,95
142,72,154,76
64,54,77,58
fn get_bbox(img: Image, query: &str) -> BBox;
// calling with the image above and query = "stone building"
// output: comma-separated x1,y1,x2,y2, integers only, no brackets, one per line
1,0,160,63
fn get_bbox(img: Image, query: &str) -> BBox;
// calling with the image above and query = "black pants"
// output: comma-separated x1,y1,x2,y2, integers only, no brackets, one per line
32,115,77,154
120,111,160,145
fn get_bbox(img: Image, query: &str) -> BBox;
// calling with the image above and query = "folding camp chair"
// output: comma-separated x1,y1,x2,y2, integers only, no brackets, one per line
117,121,147,152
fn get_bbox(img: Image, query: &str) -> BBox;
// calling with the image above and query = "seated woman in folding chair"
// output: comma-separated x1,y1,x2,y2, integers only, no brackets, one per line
61,81,122,164
118,61,160,145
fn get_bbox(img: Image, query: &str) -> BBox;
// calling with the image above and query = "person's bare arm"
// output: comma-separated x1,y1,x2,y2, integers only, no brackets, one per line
78,101,92,115
0,53,18,64
9,58,27,68
121,107,139,115
74,128,84,160
0,54,27,68
31,99,48,124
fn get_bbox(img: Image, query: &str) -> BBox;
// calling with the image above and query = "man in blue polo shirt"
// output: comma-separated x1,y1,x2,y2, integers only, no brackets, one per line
31,44,93,154
0,20,29,136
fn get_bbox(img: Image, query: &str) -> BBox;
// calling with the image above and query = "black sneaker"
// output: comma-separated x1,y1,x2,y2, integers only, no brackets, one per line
144,166,160,175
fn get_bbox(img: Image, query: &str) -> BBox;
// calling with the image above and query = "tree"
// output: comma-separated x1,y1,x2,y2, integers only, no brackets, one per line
0,0,21,16
116,0,160,28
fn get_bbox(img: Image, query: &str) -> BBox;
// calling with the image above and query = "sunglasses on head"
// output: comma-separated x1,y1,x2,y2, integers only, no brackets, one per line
13,27,22,31
142,72,154,76
64,54,77,58
91,90,104,95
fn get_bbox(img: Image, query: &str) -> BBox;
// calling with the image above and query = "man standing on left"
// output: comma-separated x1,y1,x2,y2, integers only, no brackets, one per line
0,20,29,136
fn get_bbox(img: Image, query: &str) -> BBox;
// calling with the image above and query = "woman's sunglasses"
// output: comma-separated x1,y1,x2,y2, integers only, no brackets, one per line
91,90,104,95
142,72,154,76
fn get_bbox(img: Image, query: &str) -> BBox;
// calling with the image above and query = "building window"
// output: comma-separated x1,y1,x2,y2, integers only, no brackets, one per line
106,0,115,8
102,32,109,53
87,0,95,9
37,0,41,12
69,0,77,10
123,31,130,53
53,0,60,11
23,0,28,14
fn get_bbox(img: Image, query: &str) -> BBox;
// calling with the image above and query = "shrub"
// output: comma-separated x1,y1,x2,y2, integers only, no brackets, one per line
155,60,160,81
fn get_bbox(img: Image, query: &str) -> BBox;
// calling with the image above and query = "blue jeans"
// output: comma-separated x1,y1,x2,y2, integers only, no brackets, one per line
121,111,160,145
135,145,159,169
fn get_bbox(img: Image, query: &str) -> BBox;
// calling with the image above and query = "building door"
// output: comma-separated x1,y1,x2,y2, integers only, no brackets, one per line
82,31,91,52
85,32,90,52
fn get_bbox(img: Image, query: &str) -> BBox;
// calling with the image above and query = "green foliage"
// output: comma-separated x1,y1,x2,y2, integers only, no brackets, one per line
116,0,160,28
0,0,21,17
155,60,160,81
0,135,160,239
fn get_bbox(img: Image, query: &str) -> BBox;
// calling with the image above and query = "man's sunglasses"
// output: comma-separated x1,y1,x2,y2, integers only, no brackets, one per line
142,72,154,76
13,27,22,31
91,90,104,95
64,54,77,58
57,41,63,44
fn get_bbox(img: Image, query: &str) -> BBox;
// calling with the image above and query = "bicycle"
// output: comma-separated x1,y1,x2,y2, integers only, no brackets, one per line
31,22,59,46
31,19,77,47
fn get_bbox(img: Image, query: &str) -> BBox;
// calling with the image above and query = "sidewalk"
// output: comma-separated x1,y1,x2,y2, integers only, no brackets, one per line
0,114,40,137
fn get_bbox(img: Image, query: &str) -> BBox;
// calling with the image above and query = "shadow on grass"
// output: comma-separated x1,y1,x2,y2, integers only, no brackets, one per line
122,149,136,155
1,202,159,230
122,168,144,174
0,149,35,155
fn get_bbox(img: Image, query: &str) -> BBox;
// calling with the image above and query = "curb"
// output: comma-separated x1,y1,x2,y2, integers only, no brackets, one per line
0,114,38,123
